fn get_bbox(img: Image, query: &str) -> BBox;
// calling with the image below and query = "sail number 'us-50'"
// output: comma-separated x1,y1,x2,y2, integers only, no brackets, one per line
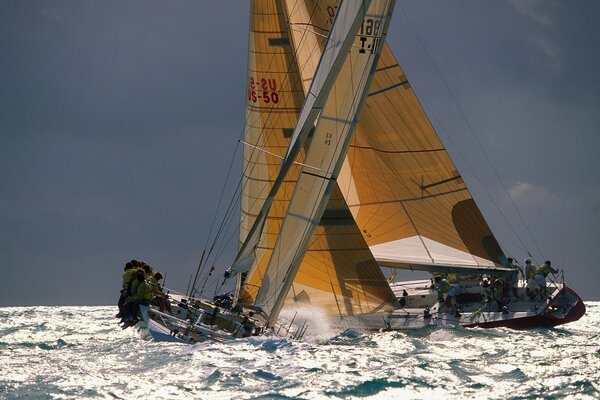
248,77,279,104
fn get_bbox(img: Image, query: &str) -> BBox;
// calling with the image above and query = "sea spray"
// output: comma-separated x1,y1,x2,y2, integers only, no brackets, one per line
278,305,342,340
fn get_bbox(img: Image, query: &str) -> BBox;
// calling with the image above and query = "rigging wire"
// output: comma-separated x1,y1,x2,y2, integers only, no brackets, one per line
189,139,242,296
398,4,541,259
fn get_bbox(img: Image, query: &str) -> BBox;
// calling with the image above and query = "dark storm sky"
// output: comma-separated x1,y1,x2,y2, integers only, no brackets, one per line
1,1,598,305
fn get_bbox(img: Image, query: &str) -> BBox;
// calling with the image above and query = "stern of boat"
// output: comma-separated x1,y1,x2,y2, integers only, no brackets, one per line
541,285,586,326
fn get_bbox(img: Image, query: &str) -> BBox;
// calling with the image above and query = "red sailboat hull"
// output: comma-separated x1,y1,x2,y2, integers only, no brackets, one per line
463,286,586,329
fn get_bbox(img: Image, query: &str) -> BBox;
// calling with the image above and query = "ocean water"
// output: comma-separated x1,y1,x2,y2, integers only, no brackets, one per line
0,303,598,400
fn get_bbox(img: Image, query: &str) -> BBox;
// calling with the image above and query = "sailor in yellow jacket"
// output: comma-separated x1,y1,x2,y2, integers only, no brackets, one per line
116,262,136,319
524,259,538,300
434,275,460,317
122,272,153,328
535,260,559,297
133,277,153,303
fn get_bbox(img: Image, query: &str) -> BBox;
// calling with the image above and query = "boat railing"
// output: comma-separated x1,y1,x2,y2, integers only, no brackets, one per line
547,269,565,289
273,311,309,340
556,269,565,287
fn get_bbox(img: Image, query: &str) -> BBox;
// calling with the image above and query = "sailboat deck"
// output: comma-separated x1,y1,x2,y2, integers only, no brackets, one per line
390,279,560,314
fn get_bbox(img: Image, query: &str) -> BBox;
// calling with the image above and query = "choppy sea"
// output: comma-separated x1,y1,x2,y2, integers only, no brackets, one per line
0,302,598,400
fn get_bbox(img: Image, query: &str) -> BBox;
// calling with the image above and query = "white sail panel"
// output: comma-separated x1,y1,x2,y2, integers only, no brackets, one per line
370,236,496,267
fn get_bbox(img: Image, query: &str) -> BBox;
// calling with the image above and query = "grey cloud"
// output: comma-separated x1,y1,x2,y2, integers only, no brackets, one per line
506,0,558,27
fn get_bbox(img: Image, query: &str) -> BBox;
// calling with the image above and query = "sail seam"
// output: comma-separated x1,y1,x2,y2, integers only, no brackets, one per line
347,187,468,207
368,79,409,97
288,212,319,226
421,175,462,190
301,170,332,180
348,145,445,154
320,115,353,125
375,63,399,72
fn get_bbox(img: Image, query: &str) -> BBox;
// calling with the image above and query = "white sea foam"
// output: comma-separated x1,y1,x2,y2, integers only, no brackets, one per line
0,303,598,399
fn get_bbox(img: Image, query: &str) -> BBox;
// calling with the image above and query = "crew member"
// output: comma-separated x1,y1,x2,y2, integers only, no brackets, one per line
535,260,559,298
434,275,460,317
492,278,509,312
506,257,523,300
117,262,135,319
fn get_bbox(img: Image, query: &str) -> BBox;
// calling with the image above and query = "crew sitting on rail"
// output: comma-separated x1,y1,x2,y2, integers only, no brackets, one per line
121,271,154,328
434,275,461,317
116,262,135,319
149,272,172,312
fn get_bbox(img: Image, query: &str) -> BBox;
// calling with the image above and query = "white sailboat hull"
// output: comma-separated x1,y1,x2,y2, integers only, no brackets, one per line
347,280,586,331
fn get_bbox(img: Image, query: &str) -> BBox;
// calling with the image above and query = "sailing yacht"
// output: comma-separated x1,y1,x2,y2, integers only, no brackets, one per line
139,0,585,342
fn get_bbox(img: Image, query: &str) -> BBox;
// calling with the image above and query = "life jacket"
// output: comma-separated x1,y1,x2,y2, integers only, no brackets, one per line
135,280,153,301
537,263,555,277
525,263,537,280
437,279,453,293
129,276,141,297
122,269,136,290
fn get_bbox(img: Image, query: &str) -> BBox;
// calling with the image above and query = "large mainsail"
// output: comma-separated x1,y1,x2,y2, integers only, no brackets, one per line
238,0,394,317
238,0,306,290
233,0,375,276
